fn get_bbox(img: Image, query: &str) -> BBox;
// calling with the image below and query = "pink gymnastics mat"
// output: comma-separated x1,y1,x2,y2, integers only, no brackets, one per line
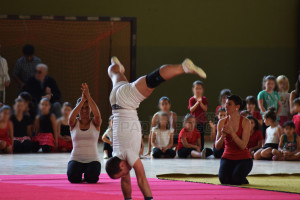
0,174,299,200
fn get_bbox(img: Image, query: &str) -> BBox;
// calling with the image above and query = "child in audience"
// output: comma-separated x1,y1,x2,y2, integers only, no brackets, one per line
188,81,208,151
257,75,282,138
151,112,175,158
33,98,57,152
277,75,290,127
209,107,227,158
272,121,300,161
240,110,251,117
177,114,206,158
245,96,263,126
0,105,13,154
102,115,113,159
18,91,37,122
246,115,264,157
11,98,33,153
254,107,282,160
57,102,73,152
215,89,232,115
290,72,300,115
292,98,300,136
145,96,177,156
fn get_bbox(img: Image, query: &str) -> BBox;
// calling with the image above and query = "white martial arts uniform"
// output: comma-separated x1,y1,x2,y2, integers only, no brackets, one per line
110,81,146,167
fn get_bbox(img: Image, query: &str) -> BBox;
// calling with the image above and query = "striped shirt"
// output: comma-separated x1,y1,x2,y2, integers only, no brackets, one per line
13,56,42,83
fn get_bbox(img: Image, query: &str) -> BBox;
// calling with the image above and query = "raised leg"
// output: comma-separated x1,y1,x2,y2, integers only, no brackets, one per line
108,57,128,87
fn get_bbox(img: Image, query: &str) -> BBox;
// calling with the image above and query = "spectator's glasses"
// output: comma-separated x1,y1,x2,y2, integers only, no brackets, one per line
35,70,42,74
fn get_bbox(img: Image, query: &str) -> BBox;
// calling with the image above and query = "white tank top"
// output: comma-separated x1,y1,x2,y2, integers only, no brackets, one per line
152,127,172,148
265,125,280,144
70,120,100,163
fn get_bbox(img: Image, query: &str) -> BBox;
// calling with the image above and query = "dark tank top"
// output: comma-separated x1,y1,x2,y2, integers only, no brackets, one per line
61,124,71,136
39,114,53,134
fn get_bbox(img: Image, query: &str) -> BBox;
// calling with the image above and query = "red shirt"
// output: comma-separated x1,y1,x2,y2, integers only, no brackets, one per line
247,130,263,149
188,96,208,124
293,114,300,136
222,116,252,160
251,111,262,121
177,128,201,150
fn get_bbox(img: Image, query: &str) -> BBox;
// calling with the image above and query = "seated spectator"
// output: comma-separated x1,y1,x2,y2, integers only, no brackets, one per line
33,98,57,153
11,98,33,153
13,44,42,90
240,110,251,117
18,91,37,122
272,121,300,161
177,114,206,158
254,107,282,160
292,98,300,136
151,112,176,158
215,89,231,115
245,96,263,126
145,97,177,156
0,44,10,102
277,75,290,127
23,63,62,117
57,102,73,152
102,115,114,159
209,107,227,158
290,72,300,115
246,115,263,157
0,106,13,154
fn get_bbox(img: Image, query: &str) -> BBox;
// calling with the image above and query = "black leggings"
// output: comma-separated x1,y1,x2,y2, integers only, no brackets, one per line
67,160,101,183
13,140,33,153
103,142,113,158
219,158,253,185
152,148,176,158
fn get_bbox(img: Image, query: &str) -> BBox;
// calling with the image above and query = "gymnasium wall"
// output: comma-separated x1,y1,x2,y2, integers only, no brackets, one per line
1,0,298,133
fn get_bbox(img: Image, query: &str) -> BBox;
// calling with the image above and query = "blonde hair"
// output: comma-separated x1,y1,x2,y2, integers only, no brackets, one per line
276,75,289,92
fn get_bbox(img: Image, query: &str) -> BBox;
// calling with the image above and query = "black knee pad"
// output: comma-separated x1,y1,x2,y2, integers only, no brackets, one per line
145,68,165,88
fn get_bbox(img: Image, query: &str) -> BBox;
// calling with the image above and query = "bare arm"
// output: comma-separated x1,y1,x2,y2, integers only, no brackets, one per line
50,114,58,147
82,83,102,130
209,121,216,141
278,135,284,151
190,101,200,113
69,99,84,130
165,133,174,149
181,137,199,150
215,119,226,150
133,159,152,198
199,100,208,112
249,140,263,152
276,100,282,118
56,119,63,139
151,131,159,148
27,125,33,138
34,116,40,135
102,131,112,145
172,113,177,134
121,173,132,199
258,99,266,113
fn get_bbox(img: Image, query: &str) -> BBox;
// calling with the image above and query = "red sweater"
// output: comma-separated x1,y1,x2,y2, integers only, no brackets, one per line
188,96,208,124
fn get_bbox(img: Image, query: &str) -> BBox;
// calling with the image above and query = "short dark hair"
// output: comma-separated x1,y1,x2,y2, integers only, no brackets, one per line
283,121,295,129
227,95,245,110
246,115,260,130
240,110,251,116
193,80,204,88
14,98,24,104
293,97,300,106
159,96,171,104
18,91,32,102
217,107,226,115
183,113,195,123
263,107,277,121
0,105,11,113
262,75,278,91
245,96,257,106
22,44,35,56
219,89,232,104
106,156,122,179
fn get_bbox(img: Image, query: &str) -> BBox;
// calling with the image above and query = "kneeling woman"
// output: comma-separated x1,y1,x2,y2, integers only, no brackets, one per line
67,83,102,183
215,95,252,185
